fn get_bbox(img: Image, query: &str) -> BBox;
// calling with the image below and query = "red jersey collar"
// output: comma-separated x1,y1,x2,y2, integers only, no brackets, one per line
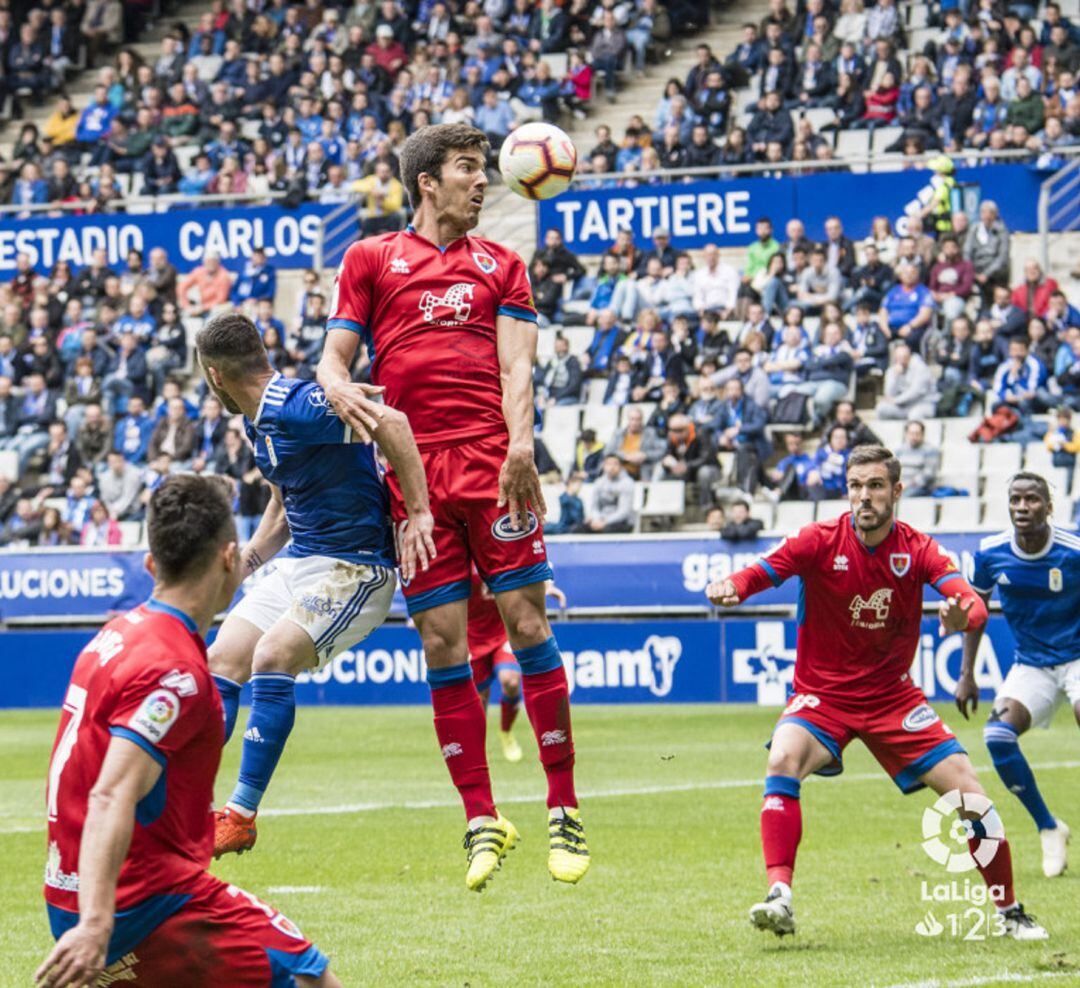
847,511,896,555
404,223,471,255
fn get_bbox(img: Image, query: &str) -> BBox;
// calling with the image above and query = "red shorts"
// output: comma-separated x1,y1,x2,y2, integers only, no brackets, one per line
388,433,552,614
470,642,520,691
774,683,966,794
66,873,327,987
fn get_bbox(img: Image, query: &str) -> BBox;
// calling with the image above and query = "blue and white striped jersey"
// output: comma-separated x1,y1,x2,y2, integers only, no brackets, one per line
970,526,1080,668
244,373,395,568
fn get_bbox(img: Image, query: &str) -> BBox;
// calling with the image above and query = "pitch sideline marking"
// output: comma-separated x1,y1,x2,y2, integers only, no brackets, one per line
267,885,326,894
881,970,1078,988
4,760,1079,833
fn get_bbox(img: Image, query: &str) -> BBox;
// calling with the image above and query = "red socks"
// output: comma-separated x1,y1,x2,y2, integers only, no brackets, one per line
970,836,1015,908
500,698,519,733
430,678,496,820
521,665,577,809
761,779,803,887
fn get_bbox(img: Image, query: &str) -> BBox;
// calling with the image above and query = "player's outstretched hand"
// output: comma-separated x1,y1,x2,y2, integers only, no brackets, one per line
706,579,740,607
35,922,108,988
955,672,979,721
938,594,974,635
498,447,546,531
325,381,386,443
399,509,437,582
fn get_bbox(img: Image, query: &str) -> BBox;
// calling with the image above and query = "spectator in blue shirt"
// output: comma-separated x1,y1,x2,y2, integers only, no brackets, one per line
231,248,277,305
113,395,154,464
203,120,250,169
993,338,1048,413
768,432,816,499
75,86,117,144
317,118,345,165
808,425,850,499
114,296,156,344
11,163,49,210
254,298,286,341
878,263,936,350
102,333,149,416
475,88,515,141
586,310,626,376
515,62,561,122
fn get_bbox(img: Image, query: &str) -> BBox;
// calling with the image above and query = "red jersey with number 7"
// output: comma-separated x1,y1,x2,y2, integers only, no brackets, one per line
729,513,986,702
43,601,222,915
327,227,538,451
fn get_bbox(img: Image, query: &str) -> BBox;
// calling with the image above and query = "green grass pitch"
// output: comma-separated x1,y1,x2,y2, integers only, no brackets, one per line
2,703,1078,987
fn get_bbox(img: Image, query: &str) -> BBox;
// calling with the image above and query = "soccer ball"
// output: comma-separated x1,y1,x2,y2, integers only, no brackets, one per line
498,122,578,200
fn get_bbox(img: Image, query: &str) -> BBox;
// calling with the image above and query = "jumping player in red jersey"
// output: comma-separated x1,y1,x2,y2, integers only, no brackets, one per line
707,445,1048,941
318,124,588,891
36,476,340,988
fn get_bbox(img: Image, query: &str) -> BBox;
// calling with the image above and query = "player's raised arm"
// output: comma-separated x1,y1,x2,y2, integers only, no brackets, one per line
707,526,820,607
496,311,546,530
366,406,437,581
319,247,385,443
923,540,989,638
35,737,162,988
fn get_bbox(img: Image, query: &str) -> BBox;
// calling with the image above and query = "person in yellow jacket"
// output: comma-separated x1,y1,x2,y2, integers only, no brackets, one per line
1046,406,1080,492
351,160,407,237
901,154,958,237
43,96,80,150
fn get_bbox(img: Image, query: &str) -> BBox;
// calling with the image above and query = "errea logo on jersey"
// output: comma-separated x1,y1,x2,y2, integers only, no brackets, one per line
419,283,474,324
833,555,848,571
390,257,410,274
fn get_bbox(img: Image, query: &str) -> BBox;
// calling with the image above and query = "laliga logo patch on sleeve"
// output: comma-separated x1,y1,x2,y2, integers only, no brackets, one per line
128,688,181,743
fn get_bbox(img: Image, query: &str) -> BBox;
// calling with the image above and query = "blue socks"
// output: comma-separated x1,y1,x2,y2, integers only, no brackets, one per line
230,672,297,814
512,636,564,675
984,720,1057,831
212,674,242,743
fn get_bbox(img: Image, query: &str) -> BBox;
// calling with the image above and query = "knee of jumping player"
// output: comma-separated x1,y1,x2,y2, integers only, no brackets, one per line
499,669,521,701
766,744,807,779
208,644,252,686
251,635,305,677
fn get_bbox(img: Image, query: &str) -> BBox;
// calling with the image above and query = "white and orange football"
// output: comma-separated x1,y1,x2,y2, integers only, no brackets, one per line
498,122,578,200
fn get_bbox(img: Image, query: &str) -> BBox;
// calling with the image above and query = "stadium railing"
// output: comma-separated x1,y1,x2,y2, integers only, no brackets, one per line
0,191,290,216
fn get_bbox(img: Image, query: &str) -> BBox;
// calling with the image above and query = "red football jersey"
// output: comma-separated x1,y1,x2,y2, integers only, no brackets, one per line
467,567,508,658
44,601,222,914
731,513,982,701
328,228,538,450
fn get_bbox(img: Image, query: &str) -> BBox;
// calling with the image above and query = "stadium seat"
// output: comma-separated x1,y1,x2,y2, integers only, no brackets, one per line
640,481,685,520
815,500,848,521
941,418,980,446
872,420,905,449
750,501,775,530
835,129,870,171
907,3,930,28
0,450,17,482
562,327,593,355
981,444,1023,476
920,420,943,446
803,107,836,131
936,497,982,532
584,378,607,405
870,127,903,153
899,497,937,530
774,502,814,531
240,119,262,141
535,332,556,361
119,521,144,547
582,403,619,437
541,485,562,525
1046,467,1072,498
937,469,979,497
983,497,1012,530
540,53,569,76
1023,444,1055,475
542,424,577,477
870,154,905,173
908,27,937,51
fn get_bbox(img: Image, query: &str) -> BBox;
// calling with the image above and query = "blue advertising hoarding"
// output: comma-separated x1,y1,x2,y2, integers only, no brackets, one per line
537,164,1050,253
0,533,989,622
0,203,357,276
0,615,1018,709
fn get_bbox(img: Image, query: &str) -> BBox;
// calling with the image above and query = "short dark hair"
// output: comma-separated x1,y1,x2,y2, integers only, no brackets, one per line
195,311,270,378
1008,471,1051,501
147,474,235,582
399,123,490,209
847,444,901,485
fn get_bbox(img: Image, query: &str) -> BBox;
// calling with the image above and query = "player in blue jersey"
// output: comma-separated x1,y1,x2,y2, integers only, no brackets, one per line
957,472,1080,878
194,312,436,857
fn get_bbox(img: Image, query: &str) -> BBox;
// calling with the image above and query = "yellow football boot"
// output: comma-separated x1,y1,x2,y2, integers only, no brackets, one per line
464,814,518,891
499,730,523,763
548,806,590,883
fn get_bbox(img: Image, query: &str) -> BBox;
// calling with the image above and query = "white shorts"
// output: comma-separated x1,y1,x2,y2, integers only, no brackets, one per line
231,556,396,669
996,658,1080,729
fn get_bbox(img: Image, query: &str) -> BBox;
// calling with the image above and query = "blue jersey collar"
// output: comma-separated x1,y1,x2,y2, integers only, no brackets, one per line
253,372,284,428
145,597,198,634
405,223,466,255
